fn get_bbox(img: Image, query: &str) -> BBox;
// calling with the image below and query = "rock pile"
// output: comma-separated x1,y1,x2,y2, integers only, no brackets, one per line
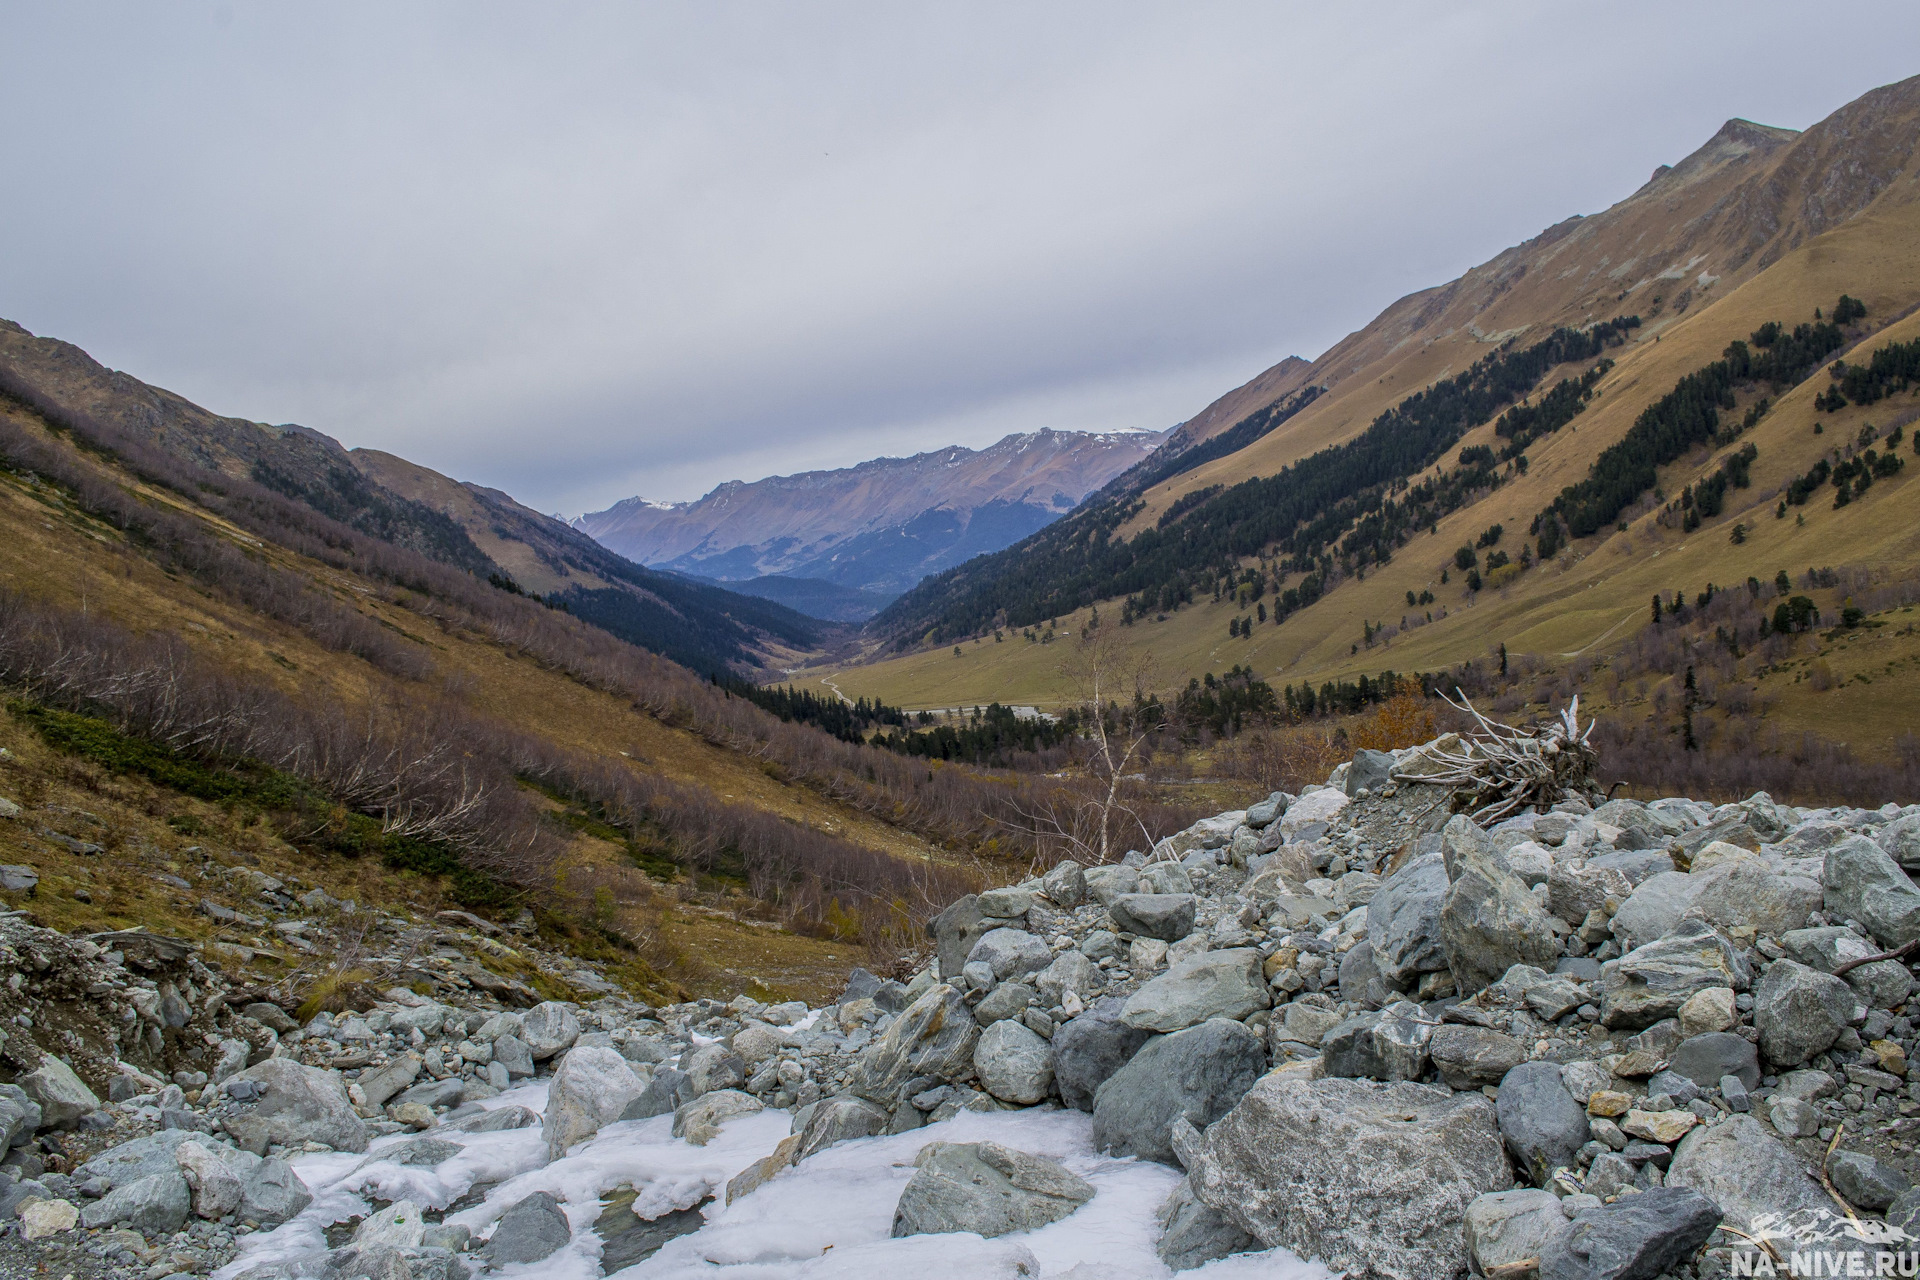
2,728,1919,1279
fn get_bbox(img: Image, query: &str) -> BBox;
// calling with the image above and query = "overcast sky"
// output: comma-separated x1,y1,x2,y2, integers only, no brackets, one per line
3,5,1917,515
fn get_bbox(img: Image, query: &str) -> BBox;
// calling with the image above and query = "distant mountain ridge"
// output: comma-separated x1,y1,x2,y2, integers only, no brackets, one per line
575,426,1169,601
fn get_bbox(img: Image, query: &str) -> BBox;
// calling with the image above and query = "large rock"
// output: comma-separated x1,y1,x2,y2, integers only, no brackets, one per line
1083,866,1141,909
1107,893,1197,941
1322,1002,1434,1083
672,1090,763,1146
1752,959,1863,1068
1600,919,1750,1030
1120,948,1268,1032
80,1168,191,1233
793,1095,889,1160
1440,818,1563,994
484,1190,572,1266
683,1043,747,1096
1092,1018,1267,1166
849,984,979,1103
1041,860,1087,908
520,1002,582,1060
173,1140,244,1219
967,928,1052,982
1156,1178,1258,1272
1830,1150,1911,1212
1465,1189,1569,1279
1687,857,1819,939
973,1020,1053,1105
891,1141,1094,1239
492,1034,535,1079
239,1158,312,1228
929,895,993,978
223,1059,370,1155
1537,1186,1723,1280
1667,1032,1761,1091
622,1067,695,1121
19,1056,98,1130
1186,1076,1513,1280
1365,852,1450,986
1346,749,1396,797
1033,950,1100,1008
1824,835,1920,946
544,1046,648,1159
1280,787,1348,840
355,1054,423,1109
1608,872,1707,950
1547,862,1633,926
76,1130,204,1190
1051,996,1152,1112
1430,1025,1527,1089
1782,925,1915,1009
1665,1113,1827,1232
1497,1061,1590,1187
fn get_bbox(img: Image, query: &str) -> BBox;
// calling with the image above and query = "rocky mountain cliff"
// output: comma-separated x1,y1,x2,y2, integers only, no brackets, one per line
575,427,1169,604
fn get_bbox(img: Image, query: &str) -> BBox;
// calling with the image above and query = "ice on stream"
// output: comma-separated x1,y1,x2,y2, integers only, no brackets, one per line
214,1082,1335,1280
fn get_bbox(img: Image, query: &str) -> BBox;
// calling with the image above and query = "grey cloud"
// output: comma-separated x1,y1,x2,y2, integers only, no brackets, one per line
2,2,1917,514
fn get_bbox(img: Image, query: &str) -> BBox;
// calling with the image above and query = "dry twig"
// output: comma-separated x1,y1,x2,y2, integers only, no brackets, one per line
1390,693,1597,823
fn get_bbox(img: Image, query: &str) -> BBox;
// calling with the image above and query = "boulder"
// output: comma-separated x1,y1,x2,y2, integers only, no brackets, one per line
1464,1189,1569,1279
1497,1061,1590,1186
544,1046,648,1160
1440,820,1562,995
492,1034,535,1079
973,1020,1053,1105
1034,950,1100,1008
683,1043,748,1096
1280,788,1348,840
1430,1024,1527,1090
1608,872,1708,950
1547,862,1633,926
1083,866,1141,909
793,1095,889,1160
622,1067,696,1121
519,1002,581,1060
672,1089,763,1146
1600,919,1750,1030
929,895,993,979
1107,893,1197,942
1156,1177,1258,1272
355,1054,423,1109
484,1190,572,1266
973,982,1035,1027
1277,1001,1343,1048
1665,1113,1828,1232
76,1130,204,1190
1688,858,1820,938
223,1059,370,1155
1666,1032,1760,1091
1753,959,1863,1068
1676,986,1737,1036
1321,1002,1434,1083
1186,1076,1513,1280
353,1199,427,1249
1829,1150,1910,1212
173,1140,244,1219
1823,836,1920,946
19,1056,99,1130
967,928,1053,982
1537,1186,1723,1280
1051,997,1152,1112
1346,749,1395,797
79,1168,191,1233
1338,940,1385,1008
1365,852,1451,986
1783,925,1917,1010
849,984,980,1103
1092,1018,1267,1166
238,1158,312,1228
19,1198,76,1240
1120,948,1268,1033
891,1141,1095,1239
1042,860,1087,908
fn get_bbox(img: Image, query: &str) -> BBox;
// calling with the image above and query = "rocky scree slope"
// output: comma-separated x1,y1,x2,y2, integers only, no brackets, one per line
0,730,1919,1277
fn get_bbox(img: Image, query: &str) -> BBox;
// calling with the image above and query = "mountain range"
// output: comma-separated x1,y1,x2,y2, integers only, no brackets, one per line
574,427,1168,614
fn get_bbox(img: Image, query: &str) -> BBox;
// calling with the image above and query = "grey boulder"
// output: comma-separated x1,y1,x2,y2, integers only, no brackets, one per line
239,1158,313,1228
1600,919,1750,1030
1430,1024,1527,1090
1537,1186,1723,1280
484,1190,572,1266
1665,1114,1827,1232
1041,860,1087,908
1465,1189,1569,1279
1366,852,1450,986
1092,1018,1266,1166
929,894,993,980
1050,996,1151,1112
793,1095,889,1160
1120,948,1268,1033
19,1056,99,1130
1753,959,1863,1068
1497,1061,1590,1187
967,928,1052,982
972,1019,1053,1105
1321,1002,1434,1083
849,984,979,1103
1156,1178,1258,1272
1107,893,1197,942
519,1002,581,1060
544,1046,648,1160
1439,817,1562,995
223,1059,370,1155
1829,1150,1910,1212
890,1141,1094,1239
1185,1076,1513,1280
1824,835,1920,946
1782,925,1914,1009
80,1168,191,1233
1666,1032,1760,1091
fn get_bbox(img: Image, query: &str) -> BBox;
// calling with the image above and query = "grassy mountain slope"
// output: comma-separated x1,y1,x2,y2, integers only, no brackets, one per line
828,75,1920,755
0,320,826,679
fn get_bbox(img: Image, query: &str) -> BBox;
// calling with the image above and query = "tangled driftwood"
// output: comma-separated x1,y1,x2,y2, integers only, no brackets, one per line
1393,692,1598,824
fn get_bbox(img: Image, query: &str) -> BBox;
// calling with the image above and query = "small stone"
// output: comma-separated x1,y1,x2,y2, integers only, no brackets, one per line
18,1196,76,1239
484,1190,572,1265
1828,1149,1911,1212
1619,1109,1698,1144
1676,986,1736,1036
1587,1091,1631,1118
